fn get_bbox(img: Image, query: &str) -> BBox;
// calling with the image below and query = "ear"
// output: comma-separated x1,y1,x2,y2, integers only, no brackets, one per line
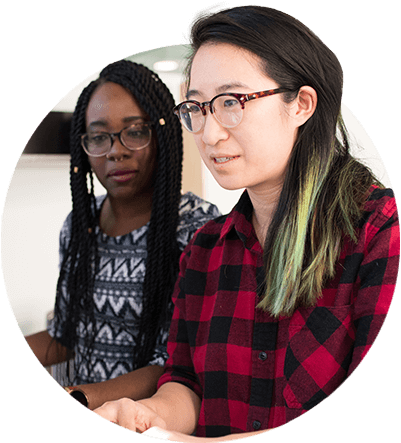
292,86,317,127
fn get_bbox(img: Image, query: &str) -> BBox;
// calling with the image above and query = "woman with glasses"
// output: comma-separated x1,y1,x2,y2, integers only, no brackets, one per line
25,59,220,409
94,6,399,440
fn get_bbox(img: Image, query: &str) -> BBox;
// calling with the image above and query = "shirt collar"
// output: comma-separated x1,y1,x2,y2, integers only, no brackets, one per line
220,190,262,252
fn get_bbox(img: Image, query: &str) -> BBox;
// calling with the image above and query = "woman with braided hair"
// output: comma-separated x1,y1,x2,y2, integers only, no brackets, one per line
25,59,220,409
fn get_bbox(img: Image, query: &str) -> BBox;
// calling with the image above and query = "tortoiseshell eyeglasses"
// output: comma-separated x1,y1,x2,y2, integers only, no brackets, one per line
173,87,293,133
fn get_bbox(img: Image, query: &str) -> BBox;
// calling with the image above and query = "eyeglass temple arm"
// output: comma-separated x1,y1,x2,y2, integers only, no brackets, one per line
239,88,294,107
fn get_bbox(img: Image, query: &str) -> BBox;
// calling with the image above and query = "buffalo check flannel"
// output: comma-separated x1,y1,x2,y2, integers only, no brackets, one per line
158,186,399,437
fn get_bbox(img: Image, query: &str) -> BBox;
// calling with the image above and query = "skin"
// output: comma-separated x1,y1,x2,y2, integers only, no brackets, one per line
26,81,163,409
93,43,317,440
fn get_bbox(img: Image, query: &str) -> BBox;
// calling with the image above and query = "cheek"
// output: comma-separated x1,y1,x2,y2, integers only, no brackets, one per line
192,135,209,162
139,145,157,176
240,127,293,180
88,158,105,176
251,139,292,172
148,144,157,166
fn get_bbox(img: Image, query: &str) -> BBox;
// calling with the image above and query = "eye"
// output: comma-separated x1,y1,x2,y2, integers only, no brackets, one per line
88,133,109,145
222,98,240,108
126,128,146,138
181,103,201,115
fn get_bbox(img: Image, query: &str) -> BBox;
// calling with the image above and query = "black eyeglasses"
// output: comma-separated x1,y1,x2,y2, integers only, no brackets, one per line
173,88,293,133
81,122,154,157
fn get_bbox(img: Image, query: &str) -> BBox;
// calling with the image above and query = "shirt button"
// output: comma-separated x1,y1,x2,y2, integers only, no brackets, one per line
253,420,261,430
258,351,267,361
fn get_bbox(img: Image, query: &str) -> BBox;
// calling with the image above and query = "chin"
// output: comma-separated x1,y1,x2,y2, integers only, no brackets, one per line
107,188,139,200
222,184,243,191
216,181,245,191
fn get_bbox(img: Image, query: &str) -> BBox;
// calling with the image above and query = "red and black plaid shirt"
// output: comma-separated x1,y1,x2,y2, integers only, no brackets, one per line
158,186,399,437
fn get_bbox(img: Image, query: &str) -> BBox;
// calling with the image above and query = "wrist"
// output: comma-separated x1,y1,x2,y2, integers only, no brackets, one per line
147,383,200,435
137,397,159,414
65,386,90,409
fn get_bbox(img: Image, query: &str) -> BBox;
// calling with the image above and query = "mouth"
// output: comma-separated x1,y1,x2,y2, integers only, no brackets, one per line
107,169,138,182
213,156,239,164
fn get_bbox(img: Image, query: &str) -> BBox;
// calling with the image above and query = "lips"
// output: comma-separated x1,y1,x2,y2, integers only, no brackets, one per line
215,157,235,163
107,169,138,182
213,156,239,164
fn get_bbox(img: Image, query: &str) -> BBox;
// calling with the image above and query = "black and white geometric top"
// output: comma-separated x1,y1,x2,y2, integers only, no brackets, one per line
48,192,220,385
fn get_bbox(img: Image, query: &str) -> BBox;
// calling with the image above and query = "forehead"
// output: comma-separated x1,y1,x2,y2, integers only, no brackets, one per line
189,42,271,97
86,82,146,122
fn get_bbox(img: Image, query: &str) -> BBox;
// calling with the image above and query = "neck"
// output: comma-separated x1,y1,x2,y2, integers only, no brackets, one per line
248,183,282,246
100,190,153,237
108,191,153,218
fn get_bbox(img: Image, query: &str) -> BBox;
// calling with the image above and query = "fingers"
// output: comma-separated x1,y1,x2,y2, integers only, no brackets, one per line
93,400,120,425
94,398,138,431
93,397,168,434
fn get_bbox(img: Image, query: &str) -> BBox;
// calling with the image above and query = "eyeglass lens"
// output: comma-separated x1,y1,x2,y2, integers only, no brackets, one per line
82,123,152,157
179,95,243,133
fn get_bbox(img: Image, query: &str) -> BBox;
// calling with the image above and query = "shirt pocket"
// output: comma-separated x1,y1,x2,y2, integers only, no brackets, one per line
283,305,354,410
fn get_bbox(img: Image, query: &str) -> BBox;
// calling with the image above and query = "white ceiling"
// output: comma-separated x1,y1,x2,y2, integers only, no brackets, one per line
54,44,189,112
127,44,190,74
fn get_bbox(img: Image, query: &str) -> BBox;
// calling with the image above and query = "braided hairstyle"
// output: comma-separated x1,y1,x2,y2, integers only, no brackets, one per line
53,60,183,381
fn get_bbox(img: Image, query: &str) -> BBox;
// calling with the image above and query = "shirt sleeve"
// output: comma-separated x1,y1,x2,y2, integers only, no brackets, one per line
348,190,399,375
157,239,203,398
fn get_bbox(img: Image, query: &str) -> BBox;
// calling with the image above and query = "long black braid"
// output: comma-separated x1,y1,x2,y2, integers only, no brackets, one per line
53,60,183,383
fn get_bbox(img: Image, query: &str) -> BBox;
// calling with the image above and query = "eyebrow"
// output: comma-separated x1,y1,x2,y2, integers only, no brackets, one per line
87,116,146,129
186,82,251,100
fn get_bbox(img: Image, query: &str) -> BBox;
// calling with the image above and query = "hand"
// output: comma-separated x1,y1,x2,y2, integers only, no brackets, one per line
94,398,167,433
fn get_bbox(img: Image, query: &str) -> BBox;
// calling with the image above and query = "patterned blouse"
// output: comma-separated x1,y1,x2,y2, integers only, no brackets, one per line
48,192,220,385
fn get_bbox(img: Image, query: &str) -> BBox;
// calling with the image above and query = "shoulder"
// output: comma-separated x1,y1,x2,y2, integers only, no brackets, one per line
361,186,398,231
364,187,396,216
59,194,106,247
176,193,221,251
338,186,398,259
59,208,73,245
178,192,221,219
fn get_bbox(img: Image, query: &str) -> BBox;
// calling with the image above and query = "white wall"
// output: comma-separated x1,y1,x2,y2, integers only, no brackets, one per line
2,103,391,336
2,156,69,335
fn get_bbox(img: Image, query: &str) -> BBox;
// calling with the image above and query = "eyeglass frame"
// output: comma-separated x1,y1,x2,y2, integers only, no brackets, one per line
80,121,154,157
173,87,295,133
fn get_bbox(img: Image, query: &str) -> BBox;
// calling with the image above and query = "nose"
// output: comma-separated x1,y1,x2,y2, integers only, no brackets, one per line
106,134,131,161
201,112,229,147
